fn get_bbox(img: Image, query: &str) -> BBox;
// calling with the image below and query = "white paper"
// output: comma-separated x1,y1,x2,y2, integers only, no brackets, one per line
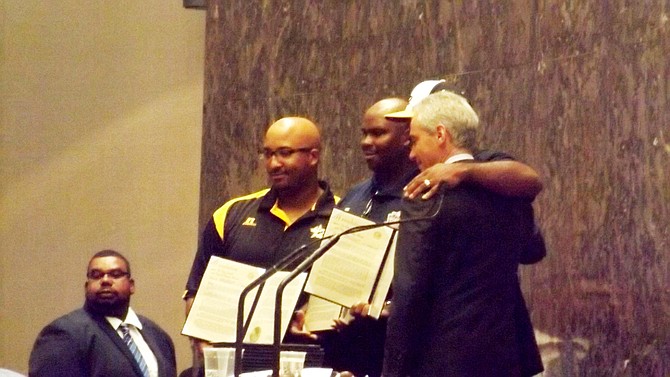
182,256,307,344
303,295,345,332
368,232,396,318
304,209,394,307
239,367,333,377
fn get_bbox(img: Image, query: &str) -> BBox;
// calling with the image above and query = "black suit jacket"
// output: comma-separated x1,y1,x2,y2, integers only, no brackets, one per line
29,308,176,377
383,183,539,377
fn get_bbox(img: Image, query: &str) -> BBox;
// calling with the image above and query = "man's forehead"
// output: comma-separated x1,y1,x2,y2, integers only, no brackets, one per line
263,137,303,148
264,128,319,148
361,120,389,130
409,120,427,135
88,256,127,270
363,114,407,129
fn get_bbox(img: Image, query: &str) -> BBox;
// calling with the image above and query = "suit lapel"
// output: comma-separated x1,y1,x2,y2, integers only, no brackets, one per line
139,321,164,376
92,315,143,377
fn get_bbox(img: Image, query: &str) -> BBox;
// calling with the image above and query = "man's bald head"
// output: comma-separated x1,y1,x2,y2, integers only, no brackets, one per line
364,98,409,121
264,117,321,150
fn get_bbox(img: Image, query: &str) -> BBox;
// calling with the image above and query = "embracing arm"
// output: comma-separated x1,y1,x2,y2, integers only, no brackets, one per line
405,160,543,200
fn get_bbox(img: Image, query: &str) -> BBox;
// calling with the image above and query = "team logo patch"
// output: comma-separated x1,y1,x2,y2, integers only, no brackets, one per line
310,224,326,239
386,211,401,229
242,217,257,226
386,211,401,223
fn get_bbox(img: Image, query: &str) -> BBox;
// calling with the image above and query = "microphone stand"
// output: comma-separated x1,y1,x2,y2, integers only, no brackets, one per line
230,202,442,376
231,224,378,376
270,221,405,376
232,243,313,377
271,235,342,376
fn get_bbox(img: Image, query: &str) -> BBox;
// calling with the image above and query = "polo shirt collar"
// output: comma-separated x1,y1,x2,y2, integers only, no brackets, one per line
369,168,420,198
259,180,335,217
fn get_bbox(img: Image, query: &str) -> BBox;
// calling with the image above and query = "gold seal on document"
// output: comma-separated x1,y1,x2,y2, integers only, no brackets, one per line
249,326,262,343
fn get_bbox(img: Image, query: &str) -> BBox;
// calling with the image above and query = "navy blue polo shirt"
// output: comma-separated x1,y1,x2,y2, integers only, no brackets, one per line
338,169,418,224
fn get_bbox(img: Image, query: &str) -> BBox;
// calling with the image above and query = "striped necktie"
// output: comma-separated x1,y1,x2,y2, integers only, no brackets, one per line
119,324,150,377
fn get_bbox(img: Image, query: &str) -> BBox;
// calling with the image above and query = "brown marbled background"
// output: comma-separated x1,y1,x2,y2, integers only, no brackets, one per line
198,1,669,375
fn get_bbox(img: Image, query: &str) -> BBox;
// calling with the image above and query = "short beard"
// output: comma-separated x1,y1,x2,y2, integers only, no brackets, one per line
85,297,129,319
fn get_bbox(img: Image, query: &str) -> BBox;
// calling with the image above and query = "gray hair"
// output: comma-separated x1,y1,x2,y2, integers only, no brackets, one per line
412,90,479,150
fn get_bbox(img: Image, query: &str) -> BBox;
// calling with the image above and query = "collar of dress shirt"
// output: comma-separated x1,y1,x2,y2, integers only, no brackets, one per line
106,307,143,330
445,153,474,164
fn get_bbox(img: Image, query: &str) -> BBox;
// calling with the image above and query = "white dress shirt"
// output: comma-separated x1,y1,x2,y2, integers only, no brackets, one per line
107,308,159,377
445,153,474,164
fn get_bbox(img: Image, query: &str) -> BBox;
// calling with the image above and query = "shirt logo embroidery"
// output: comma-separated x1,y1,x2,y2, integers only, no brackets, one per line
310,224,326,239
386,211,401,223
386,211,402,229
242,217,257,226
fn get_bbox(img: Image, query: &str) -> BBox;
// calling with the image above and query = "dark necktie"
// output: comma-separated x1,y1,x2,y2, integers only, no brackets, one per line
119,324,150,377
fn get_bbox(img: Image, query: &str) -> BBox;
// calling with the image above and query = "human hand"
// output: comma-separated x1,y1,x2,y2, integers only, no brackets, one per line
332,317,349,332
404,163,470,199
288,310,318,341
330,302,371,331
381,300,391,318
190,337,212,362
348,302,371,319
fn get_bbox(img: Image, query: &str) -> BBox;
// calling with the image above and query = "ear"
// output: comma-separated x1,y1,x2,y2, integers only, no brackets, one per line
401,126,411,146
129,278,136,295
435,124,452,146
308,148,320,166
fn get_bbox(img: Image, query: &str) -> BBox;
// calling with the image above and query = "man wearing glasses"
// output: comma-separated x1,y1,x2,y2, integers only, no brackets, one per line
29,249,176,377
182,116,338,374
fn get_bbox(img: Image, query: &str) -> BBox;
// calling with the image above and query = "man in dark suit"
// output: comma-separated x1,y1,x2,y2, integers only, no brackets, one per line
383,90,539,376
29,249,176,377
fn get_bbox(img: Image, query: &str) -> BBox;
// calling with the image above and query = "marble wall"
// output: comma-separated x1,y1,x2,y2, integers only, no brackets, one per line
200,1,669,375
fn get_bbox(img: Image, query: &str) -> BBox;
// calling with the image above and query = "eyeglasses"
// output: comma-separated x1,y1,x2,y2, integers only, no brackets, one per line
260,147,314,160
87,269,130,280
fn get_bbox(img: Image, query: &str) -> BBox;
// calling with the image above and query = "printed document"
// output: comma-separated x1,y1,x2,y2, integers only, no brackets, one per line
303,235,396,331
182,256,307,344
304,208,395,311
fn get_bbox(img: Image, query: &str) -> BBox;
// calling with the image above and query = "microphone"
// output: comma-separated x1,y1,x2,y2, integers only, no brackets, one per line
232,193,444,377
